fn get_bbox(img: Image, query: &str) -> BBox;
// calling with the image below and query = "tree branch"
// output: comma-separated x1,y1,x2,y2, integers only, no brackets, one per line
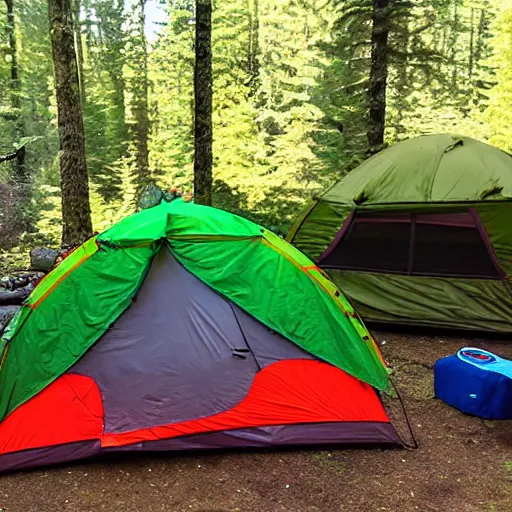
334,77,370,93
0,137,38,164
0,146,24,164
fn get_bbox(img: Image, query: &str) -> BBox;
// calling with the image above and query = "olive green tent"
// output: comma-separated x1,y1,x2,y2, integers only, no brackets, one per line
287,134,512,333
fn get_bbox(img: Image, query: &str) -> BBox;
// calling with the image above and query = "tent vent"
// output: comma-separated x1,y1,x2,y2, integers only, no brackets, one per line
444,139,464,152
353,192,369,205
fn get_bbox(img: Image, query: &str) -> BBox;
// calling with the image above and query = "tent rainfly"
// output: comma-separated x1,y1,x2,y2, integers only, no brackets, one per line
0,200,399,472
287,134,512,333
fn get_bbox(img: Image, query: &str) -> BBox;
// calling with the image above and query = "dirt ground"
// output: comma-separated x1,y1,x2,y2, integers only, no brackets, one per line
0,329,511,512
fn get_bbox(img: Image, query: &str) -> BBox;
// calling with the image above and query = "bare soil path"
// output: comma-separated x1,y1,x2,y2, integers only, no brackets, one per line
0,330,511,512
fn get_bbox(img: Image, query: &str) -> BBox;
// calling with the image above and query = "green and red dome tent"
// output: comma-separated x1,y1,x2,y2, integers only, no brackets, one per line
0,200,399,472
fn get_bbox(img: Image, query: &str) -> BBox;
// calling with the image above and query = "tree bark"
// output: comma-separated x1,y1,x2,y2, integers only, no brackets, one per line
5,0,20,116
5,0,29,233
438,26,446,75
194,0,213,206
367,0,390,150
131,0,150,193
48,0,93,248
474,9,486,70
468,7,474,81
72,0,86,110
393,10,409,141
247,0,260,94
451,0,458,87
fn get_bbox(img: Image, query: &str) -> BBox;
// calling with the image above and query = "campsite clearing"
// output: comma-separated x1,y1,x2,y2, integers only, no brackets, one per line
0,329,510,512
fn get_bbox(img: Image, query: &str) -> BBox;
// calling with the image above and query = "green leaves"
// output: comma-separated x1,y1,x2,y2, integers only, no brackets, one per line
13,136,42,150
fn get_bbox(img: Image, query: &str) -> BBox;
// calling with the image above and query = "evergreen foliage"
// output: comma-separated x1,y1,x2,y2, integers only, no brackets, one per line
0,0,511,259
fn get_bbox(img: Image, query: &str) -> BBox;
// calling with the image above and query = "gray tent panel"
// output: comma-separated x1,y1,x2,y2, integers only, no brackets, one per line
71,247,316,435
71,247,258,433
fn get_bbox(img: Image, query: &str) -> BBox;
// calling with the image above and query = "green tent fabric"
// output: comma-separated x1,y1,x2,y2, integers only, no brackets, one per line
287,134,512,333
0,200,390,422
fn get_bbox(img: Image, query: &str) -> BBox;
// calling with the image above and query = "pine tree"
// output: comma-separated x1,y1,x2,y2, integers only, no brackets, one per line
48,0,93,247
129,0,150,195
96,0,128,145
4,0,30,234
71,0,85,109
486,5,512,153
246,0,260,95
367,0,390,151
149,0,195,187
92,0,128,201
194,0,213,205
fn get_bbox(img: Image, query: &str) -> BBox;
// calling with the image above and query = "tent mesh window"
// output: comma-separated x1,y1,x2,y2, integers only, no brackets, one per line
321,214,411,273
320,211,501,279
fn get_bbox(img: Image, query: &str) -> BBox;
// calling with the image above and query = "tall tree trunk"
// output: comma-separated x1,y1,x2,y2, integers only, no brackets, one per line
48,0,93,248
393,15,409,141
131,0,150,193
439,26,446,75
72,0,86,110
247,0,260,95
451,0,458,87
194,0,213,206
468,7,474,81
474,9,486,70
5,0,29,233
84,0,93,50
367,0,390,151
5,0,20,115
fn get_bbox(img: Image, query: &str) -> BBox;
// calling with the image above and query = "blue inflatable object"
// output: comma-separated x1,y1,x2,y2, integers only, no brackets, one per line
434,347,512,420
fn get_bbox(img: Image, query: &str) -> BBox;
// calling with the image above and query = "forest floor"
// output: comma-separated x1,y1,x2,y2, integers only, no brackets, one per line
0,329,511,512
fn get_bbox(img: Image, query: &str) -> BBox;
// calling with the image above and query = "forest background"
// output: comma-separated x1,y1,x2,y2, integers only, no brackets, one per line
1,0,512,267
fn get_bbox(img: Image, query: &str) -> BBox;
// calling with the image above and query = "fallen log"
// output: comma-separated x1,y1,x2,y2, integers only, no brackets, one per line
0,245,71,312
0,285,34,306
0,246,57,332
0,272,42,290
